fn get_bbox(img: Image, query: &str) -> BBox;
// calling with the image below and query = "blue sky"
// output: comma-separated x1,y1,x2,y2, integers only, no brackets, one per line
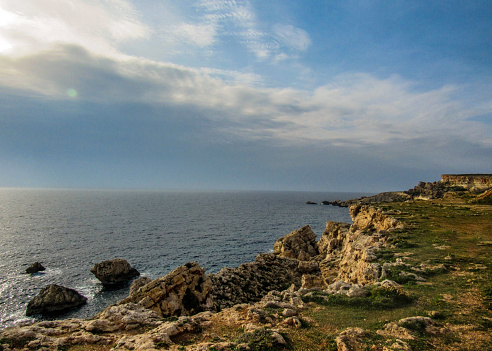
0,0,491,192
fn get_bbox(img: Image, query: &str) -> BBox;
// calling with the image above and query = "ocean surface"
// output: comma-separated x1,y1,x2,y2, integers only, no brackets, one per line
0,188,368,330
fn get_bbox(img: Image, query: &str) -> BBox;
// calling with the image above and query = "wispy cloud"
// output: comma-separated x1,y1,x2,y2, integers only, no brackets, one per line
162,0,311,61
273,24,311,52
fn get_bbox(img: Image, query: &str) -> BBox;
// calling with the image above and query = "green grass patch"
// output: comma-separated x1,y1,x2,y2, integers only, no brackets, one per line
302,285,413,310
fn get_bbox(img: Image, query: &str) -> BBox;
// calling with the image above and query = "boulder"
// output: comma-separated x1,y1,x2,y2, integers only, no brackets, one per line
26,262,46,274
91,258,140,286
273,225,318,261
26,284,87,316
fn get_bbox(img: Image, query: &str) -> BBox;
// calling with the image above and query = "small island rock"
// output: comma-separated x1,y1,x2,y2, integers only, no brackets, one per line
91,258,140,286
26,262,46,274
26,284,87,316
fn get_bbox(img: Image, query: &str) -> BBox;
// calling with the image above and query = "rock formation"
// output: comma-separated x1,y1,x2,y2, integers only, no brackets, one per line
317,205,402,286
90,258,140,287
119,262,213,317
129,276,152,296
25,262,46,274
26,284,87,316
273,225,318,261
210,253,306,310
441,173,492,191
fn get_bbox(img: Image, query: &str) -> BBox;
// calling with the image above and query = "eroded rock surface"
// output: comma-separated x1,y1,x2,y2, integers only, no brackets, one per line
273,225,318,261
119,262,213,317
210,253,304,310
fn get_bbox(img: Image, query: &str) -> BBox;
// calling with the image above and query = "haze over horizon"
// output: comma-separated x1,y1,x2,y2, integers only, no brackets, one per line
1,1,491,193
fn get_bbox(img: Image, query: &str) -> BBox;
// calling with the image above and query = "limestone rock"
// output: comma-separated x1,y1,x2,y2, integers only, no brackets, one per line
273,225,318,261
301,274,325,290
90,258,140,286
86,303,161,333
336,327,366,351
119,262,213,317
26,284,87,316
317,221,351,255
350,205,402,232
26,262,46,274
129,276,152,296
318,205,402,285
210,253,303,310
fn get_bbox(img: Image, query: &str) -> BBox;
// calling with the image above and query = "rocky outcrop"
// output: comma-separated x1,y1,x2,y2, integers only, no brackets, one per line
350,204,402,232
25,262,46,274
119,262,213,317
26,284,87,316
129,276,152,296
87,303,162,333
90,258,140,287
273,225,318,261
406,181,450,199
318,205,402,286
317,221,351,255
210,253,305,310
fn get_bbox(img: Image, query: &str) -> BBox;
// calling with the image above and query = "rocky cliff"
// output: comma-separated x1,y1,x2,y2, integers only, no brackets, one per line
440,174,492,191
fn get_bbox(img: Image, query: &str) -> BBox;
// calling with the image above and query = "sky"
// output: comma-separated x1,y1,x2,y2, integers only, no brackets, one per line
0,0,491,192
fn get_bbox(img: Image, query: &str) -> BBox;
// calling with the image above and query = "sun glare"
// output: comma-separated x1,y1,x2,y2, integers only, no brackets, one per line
66,88,78,98
0,38,12,53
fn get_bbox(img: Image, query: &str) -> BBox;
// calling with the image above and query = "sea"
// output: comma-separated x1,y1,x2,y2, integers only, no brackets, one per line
0,188,369,330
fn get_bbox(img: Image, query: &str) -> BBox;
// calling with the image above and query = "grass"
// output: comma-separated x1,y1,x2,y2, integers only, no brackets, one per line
286,194,492,350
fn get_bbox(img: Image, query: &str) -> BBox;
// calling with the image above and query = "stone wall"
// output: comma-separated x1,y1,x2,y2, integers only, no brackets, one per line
440,174,492,190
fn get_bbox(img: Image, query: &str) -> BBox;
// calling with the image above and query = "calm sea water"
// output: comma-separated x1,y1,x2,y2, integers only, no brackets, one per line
0,188,366,329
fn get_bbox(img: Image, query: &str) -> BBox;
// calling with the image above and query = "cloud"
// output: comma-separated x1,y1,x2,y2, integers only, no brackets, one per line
172,22,218,47
273,24,311,51
1,44,490,154
0,0,150,58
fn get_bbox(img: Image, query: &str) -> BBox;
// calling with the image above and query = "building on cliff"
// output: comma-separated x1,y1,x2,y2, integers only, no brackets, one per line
440,174,492,191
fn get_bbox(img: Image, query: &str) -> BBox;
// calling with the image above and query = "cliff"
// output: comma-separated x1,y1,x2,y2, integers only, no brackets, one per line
440,174,492,191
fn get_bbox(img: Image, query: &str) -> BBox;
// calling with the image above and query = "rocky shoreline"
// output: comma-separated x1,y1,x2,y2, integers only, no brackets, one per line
0,203,409,350
1,179,491,350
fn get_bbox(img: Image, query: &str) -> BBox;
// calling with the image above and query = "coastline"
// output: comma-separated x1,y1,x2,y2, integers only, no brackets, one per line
1,180,491,350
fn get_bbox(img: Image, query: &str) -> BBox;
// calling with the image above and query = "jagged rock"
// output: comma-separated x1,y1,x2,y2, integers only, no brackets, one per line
25,262,46,274
297,259,320,274
318,205,401,285
317,221,351,255
87,303,161,333
119,262,213,317
90,258,140,286
26,284,87,316
129,276,152,296
350,205,402,232
336,327,366,351
112,316,201,350
210,253,303,310
273,225,318,261
301,274,325,289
